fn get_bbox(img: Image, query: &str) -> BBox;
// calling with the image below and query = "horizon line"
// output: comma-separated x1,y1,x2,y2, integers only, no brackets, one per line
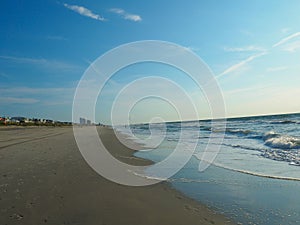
113,111,300,126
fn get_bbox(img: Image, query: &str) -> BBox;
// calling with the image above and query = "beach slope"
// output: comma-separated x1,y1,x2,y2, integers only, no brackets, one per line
0,126,234,225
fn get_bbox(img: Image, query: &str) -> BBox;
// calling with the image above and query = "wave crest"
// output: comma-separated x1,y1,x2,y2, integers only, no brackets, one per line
263,132,300,149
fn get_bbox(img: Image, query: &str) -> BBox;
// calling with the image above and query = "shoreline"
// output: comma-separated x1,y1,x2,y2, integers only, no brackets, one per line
0,126,235,225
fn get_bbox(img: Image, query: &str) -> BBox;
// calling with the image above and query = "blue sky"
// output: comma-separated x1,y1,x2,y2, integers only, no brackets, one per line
1,0,300,123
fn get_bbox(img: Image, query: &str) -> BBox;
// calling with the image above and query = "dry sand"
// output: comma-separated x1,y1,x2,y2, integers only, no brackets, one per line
0,126,235,225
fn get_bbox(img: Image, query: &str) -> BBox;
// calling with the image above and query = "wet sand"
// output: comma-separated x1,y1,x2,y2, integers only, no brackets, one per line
0,126,235,225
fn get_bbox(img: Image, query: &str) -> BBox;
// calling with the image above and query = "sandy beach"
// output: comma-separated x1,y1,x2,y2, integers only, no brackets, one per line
0,126,235,225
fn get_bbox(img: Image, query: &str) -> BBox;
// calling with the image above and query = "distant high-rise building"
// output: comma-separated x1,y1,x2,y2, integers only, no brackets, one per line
79,117,86,125
87,120,91,125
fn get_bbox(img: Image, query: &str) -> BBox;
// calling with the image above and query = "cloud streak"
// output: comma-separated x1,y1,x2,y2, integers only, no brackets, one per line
266,66,288,72
0,86,74,95
0,72,9,78
0,97,39,104
0,86,75,106
217,52,267,79
219,31,300,79
0,55,81,71
109,8,142,22
224,84,272,96
281,40,300,52
272,32,300,48
63,3,105,21
224,45,265,52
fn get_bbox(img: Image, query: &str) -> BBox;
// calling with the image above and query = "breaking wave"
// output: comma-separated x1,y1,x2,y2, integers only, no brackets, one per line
263,131,300,149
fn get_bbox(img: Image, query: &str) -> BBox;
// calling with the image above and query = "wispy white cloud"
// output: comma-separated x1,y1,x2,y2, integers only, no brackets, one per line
0,86,74,95
0,97,39,104
109,8,142,22
182,46,199,52
0,55,81,71
272,32,300,48
218,31,300,80
281,40,300,52
63,3,105,21
0,86,75,106
266,66,288,72
224,84,272,96
0,72,9,78
217,52,267,79
224,45,265,52
218,45,267,79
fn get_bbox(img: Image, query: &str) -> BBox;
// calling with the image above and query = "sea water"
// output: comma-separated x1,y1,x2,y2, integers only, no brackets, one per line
117,113,300,225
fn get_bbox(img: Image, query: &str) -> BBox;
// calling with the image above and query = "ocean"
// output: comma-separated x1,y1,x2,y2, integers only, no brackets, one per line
117,113,300,225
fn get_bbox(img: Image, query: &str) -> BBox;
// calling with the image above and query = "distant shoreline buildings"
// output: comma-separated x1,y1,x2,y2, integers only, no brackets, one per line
0,116,106,127
0,116,72,126
79,117,93,126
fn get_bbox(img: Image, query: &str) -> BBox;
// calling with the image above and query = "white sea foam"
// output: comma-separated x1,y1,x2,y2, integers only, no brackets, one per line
127,169,167,181
264,135,300,149
193,147,300,181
